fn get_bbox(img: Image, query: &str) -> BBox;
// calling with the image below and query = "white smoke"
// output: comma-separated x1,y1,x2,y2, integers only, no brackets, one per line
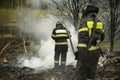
17,1,77,70
26,0,52,9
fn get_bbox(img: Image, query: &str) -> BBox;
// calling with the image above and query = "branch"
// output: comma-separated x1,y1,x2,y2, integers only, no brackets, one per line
23,38,27,53
0,40,14,54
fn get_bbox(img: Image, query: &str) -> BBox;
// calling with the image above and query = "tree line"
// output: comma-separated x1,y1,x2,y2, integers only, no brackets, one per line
0,0,25,9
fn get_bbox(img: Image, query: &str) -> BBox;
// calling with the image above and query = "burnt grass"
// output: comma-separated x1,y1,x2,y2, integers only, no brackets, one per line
0,51,120,80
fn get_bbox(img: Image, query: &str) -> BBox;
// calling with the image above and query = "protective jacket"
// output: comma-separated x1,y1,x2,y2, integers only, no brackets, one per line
51,27,69,45
77,14,104,51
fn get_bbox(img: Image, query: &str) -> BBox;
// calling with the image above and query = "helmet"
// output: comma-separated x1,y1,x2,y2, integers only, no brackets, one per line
56,21,63,28
82,5,99,17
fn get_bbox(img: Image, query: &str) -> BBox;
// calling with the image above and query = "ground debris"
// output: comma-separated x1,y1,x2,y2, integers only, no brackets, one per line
0,51,120,80
97,51,120,80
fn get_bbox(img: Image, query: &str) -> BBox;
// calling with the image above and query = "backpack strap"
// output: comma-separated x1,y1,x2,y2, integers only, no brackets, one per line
85,16,97,53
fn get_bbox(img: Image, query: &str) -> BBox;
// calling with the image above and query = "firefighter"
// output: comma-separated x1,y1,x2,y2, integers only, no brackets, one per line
75,5,105,80
51,22,70,67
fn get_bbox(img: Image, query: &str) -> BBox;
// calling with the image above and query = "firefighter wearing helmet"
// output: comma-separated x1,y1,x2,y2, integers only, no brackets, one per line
51,21,70,68
74,5,105,80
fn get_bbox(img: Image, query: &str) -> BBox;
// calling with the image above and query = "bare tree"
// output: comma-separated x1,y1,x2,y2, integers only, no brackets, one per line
109,0,120,52
50,0,89,30
90,0,120,52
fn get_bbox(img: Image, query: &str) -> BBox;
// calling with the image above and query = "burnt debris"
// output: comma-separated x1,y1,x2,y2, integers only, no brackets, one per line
0,51,120,80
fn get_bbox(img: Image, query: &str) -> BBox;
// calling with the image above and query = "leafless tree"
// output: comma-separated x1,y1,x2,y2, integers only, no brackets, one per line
109,0,120,52
90,0,120,52
50,0,90,30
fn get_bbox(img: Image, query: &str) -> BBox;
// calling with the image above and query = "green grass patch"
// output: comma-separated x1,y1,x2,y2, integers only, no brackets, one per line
0,9,49,26
0,9,16,26
0,8,15,17
101,40,120,50
114,40,120,49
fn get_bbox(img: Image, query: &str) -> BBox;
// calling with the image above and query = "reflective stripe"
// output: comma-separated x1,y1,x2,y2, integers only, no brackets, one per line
87,21,93,37
87,21,103,29
88,46,99,51
77,43,87,47
78,27,88,32
87,21,104,37
97,22,104,33
102,29,104,33
86,78,93,80
97,22,103,29
55,42,68,45
77,43,99,51
78,21,104,37
56,30,67,33
61,61,66,64
87,21,94,28
54,61,59,63
52,34,68,37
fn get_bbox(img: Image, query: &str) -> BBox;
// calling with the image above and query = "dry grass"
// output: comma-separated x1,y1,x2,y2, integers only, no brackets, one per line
0,9,49,26
101,40,120,50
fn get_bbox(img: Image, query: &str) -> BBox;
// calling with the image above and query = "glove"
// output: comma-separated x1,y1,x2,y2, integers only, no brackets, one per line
74,51,78,60
75,48,86,60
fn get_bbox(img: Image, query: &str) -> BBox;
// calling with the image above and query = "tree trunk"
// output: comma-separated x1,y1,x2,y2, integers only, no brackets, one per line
110,33,114,52
73,14,79,30
109,0,120,52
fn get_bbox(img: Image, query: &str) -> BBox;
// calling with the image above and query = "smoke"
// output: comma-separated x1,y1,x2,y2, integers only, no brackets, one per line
16,1,77,70
26,0,52,9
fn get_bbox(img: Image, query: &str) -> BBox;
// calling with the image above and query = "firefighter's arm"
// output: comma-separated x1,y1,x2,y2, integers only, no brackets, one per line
100,24,105,42
63,27,71,39
75,27,87,60
67,30,71,38
51,29,56,40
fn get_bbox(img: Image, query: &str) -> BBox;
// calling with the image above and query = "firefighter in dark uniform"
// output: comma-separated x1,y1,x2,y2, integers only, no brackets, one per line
51,22,70,67
75,5,105,80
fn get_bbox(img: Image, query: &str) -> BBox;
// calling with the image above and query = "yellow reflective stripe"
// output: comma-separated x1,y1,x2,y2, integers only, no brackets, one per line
102,29,104,33
97,22,104,33
61,61,66,64
88,46,99,51
96,22,103,29
87,21,103,29
87,78,93,80
87,21,94,28
51,34,55,37
52,34,68,37
87,21,94,37
77,43,87,47
87,21,104,37
54,61,59,63
78,27,88,32
55,42,68,45
77,44,99,51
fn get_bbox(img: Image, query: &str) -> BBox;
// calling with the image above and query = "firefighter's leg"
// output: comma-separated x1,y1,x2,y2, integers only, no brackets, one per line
61,45,68,66
61,52,67,66
76,60,88,80
54,51,61,67
87,50,100,80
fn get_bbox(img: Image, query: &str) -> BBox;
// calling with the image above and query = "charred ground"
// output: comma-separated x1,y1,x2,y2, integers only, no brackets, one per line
0,51,120,80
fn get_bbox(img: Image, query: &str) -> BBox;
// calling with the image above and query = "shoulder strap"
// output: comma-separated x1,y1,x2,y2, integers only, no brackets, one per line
85,17,97,52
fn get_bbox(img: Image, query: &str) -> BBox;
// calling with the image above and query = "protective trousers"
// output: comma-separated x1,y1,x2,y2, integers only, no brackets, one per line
54,45,68,67
76,49,100,80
